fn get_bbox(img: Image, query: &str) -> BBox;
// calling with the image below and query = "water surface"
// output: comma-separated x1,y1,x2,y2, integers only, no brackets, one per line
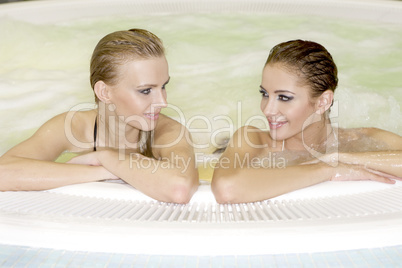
0,13,401,154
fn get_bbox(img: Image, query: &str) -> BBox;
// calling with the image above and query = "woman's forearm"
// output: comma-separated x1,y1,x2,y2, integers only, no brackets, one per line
0,156,114,191
97,150,198,203
339,151,402,177
211,155,399,204
212,163,330,204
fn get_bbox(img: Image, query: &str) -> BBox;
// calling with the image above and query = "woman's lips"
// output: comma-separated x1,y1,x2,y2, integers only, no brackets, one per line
269,121,287,130
144,113,160,120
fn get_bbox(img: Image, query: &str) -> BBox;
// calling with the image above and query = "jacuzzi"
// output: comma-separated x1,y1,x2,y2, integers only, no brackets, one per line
0,0,401,267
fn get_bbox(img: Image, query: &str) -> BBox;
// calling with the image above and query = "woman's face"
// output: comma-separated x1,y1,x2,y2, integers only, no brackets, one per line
260,63,317,141
107,56,169,131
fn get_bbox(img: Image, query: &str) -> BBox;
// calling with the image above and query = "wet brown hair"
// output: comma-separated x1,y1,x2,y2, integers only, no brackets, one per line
90,29,165,158
265,39,338,99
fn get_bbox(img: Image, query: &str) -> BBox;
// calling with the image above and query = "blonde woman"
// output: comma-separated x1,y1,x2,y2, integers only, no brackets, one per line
212,40,402,203
0,29,198,203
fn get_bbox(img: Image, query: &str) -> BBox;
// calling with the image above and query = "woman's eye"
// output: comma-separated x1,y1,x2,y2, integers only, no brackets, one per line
259,89,268,98
278,95,293,101
140,88,151,95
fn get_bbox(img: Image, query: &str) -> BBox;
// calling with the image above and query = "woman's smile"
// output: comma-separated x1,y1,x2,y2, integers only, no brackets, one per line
144,112,160,121
268,120,287,130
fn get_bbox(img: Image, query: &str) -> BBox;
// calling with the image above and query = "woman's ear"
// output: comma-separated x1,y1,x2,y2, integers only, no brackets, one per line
94,81,112,103
315,90,334,115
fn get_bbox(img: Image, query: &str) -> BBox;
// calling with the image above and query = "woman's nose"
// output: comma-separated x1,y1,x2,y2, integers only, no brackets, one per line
153,90,168,108
262,99,278,117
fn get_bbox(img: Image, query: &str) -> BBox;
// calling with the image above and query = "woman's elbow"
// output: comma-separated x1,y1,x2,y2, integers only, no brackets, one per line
169,175,198,204
211,173,238,204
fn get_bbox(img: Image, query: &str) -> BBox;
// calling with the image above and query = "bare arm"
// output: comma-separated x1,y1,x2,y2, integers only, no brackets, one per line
340,129,402,177
315,128,402,177
96,149,197,203
0,112,116,191
211,126,397,204
212,126,328,203
68,117,199,203
0,157,116,191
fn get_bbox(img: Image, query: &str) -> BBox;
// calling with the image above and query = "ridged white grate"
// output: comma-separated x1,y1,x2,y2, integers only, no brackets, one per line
1,186,401,223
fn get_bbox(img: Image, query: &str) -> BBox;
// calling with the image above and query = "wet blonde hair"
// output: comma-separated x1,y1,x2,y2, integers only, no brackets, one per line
90,28,165,101
90,29,165,158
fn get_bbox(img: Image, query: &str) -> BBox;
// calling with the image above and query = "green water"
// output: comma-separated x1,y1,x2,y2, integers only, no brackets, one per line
0,13,401,154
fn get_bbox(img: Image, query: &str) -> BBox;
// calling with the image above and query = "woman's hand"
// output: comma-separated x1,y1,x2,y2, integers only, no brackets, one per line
302,151,402,184
331,163,401,184
67,151,120,180
67,152,101,166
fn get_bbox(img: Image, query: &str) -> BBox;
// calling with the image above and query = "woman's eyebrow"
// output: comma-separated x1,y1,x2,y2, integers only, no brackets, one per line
137,83,157,88
137,77,170,88
163,77,170,86
274,89,295,95
260,86,295,95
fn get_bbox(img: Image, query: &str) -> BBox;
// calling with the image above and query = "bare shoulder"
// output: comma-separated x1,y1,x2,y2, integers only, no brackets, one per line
229,125,266,148
360,127,401,137
338,127,402,151
155,114,184,130
152,114,192,151
2,109,97,160
63,109,97,149
63,109,96,133
42,109,93,130
154,114,189,139
31,109,97,152
223,126,269,160
362,127,402,149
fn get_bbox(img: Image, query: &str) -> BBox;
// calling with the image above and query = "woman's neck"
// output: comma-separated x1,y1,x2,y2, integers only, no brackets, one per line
284,115,335,153
96,103,140,150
